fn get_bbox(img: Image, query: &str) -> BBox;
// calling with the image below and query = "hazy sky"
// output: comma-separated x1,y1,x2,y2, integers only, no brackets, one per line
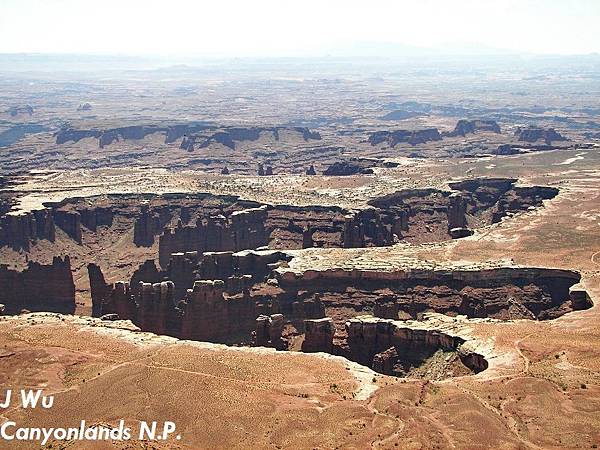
1,0,599,56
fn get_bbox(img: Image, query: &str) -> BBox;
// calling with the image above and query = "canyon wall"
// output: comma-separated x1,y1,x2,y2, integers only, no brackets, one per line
0,256,75,314
334,316,488,377
275,266,588,322
0,178,559,253
87,249,292,344
0,210,55,250
158,205,269,267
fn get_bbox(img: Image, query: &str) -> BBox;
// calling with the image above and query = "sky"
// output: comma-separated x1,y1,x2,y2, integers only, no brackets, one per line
0,0,599,57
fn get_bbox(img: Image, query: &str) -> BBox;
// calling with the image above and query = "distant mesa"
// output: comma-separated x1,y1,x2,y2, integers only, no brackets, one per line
193,127,320,151
323,160,374,176
369,120,501,149
382,101,433,114
380,110,421,121
584,131,600,140
515,126,567,144
306,165,316,175
493,144,522,155
369,128,442,147
77,102,92,111
7,105,34,116
54,124,321,150
0,123,48,148
444,119,501,137
55,125,166,148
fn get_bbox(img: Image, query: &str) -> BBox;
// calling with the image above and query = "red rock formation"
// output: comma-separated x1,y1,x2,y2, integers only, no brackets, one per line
0,209,55,250
158,206,268,268
88,249,292,343
302,226,314,249
137,281,176,335
0,256,75,314
302,317,334,353
339,316,487,376
447,192,467,230
88,263,108,317
255,313,286,349
179,280,256,342
276,266,587,322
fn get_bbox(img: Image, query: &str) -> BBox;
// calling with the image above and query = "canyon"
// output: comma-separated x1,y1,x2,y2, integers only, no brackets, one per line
0,170,583,379
1,52,600,449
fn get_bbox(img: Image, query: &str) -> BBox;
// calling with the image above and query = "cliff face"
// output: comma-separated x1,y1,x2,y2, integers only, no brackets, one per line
90,277,259,344
448,178,559,225
254,313,285,349
276,266,587,323
336,316,488,377
87,250,291,344
158,206,269,267
0,256,75,314
53,210,82,243
492,186,559,223
180,280,257,342
302,318,334,353
88,263,107,317
0,210,55,250
367,188,463,244
79,206,114,231
0,201,117,250
133,205,173,247
266,205,347,249
1,179,559,254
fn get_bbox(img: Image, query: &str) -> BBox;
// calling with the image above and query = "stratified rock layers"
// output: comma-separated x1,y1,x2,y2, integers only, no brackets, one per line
275,266,586,322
